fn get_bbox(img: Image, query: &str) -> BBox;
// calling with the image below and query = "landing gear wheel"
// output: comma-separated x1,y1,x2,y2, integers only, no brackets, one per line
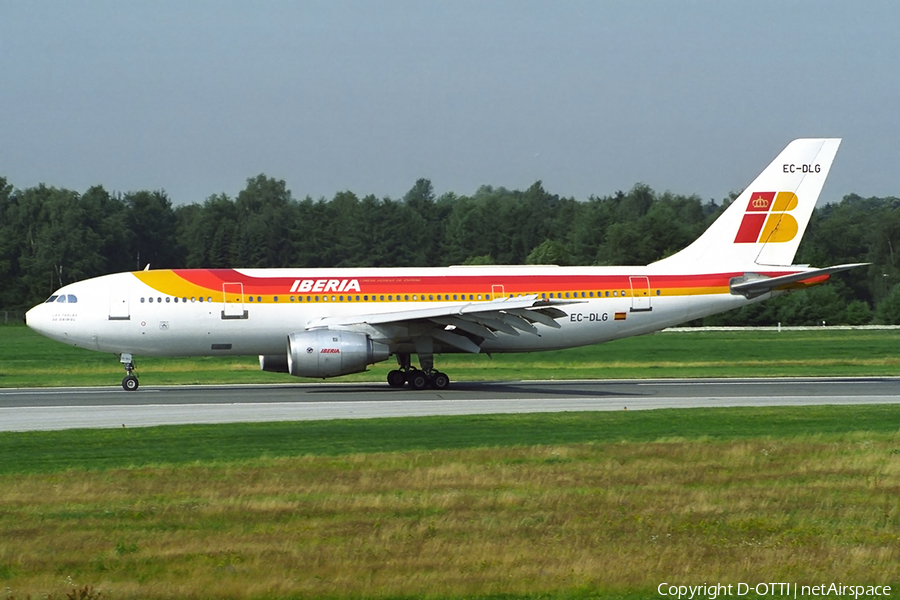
122,375,139,392
430,371,450,390
387,370,406,388
409,371,429,390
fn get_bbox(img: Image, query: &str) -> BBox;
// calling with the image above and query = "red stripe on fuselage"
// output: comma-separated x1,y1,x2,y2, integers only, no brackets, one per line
163,269,799,296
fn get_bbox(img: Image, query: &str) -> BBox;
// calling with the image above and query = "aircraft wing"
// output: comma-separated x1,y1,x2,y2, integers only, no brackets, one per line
730,263,869,299
306,294,579,353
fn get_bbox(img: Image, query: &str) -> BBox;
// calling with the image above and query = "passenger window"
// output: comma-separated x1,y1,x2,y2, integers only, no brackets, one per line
149,297,154,303
165,297,170,303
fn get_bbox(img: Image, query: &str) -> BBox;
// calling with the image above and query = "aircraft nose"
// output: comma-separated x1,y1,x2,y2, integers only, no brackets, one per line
25,304,43,333
25,302,56,338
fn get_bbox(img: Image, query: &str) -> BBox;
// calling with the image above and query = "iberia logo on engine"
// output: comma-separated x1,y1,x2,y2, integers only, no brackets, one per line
321,348,341,354
734,192,799,244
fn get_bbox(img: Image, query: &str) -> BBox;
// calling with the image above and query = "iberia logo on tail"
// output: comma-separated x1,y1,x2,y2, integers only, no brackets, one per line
734,191,799,244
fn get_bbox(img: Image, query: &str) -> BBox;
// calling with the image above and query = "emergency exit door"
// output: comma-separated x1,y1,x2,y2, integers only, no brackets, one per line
629,276,652,312
222,282,248,319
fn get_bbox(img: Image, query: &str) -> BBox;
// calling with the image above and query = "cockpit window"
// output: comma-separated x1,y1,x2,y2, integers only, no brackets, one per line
56,295,67,303
67,295,77,303
45,295,58,303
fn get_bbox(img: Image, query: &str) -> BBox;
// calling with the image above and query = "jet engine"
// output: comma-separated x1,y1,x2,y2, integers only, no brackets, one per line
287,329,389,378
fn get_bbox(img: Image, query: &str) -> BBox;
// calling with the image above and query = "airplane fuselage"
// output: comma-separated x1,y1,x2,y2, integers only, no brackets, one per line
27,265,783,359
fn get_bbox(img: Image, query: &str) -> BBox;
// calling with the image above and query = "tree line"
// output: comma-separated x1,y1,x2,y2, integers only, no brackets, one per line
2,174,899,325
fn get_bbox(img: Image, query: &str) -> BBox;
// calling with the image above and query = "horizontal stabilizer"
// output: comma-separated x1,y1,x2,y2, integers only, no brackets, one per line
730,263,868,298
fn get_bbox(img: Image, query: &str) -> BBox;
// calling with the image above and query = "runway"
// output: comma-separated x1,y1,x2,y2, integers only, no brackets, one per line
2,377,900,432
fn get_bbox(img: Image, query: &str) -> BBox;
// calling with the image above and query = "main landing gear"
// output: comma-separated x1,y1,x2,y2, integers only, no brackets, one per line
120,353,139,391
386,352,450,390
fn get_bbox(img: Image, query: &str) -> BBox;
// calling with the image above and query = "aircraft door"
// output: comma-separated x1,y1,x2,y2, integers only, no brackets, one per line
491,284,505,299
222,282,248,319
109,286,130,320
629,276,652,312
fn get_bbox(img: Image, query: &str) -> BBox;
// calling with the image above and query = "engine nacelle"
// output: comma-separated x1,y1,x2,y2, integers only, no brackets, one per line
259,354,289,373
287,329,390,378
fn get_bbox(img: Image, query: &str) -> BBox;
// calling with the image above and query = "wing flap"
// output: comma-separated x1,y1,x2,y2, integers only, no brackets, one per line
432,328,482,354
308,294,577,330
431,316,497,340
506,307,563,329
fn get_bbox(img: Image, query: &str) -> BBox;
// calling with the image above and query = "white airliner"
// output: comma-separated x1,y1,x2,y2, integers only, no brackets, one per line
26,138,863,391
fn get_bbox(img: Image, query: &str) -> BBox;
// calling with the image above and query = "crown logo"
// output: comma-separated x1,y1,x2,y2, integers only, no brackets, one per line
751,196,770,209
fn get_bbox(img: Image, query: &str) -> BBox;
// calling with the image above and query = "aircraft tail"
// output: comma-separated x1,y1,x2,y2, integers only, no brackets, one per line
651,138,841,270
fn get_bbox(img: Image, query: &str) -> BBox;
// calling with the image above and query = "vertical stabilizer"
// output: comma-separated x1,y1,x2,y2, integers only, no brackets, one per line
651,138,841,270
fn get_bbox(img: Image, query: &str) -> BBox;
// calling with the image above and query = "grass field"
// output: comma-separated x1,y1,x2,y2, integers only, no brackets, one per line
1,324,899,388
2,408,900,599
2,325,900,599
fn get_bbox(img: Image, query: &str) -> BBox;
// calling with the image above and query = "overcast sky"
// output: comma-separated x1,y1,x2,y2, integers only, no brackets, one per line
2,1,898,206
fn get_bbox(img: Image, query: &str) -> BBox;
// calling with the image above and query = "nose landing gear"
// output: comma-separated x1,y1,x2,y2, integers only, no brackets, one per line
120,353,139,391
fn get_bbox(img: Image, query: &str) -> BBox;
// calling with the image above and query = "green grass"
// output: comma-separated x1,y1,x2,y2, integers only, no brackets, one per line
3,324,900,599
3,405,900,475
2,417,900,599
1,324,899,387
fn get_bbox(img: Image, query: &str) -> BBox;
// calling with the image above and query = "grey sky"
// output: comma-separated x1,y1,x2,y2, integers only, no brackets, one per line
2,1,898,206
